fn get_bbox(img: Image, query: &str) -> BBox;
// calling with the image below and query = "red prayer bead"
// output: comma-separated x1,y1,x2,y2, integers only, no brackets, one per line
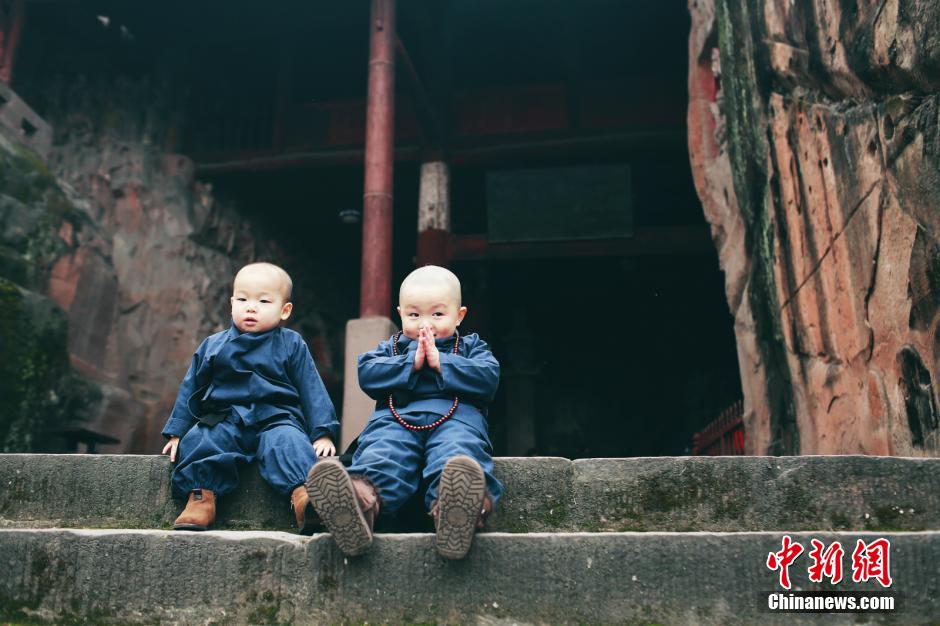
389,330,460,431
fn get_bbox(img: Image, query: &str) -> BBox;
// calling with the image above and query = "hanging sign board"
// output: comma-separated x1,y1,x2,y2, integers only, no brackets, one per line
485,163,633,242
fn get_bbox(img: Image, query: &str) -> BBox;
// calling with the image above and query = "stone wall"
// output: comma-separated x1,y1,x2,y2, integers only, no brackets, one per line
0,127,98,451
34,76,296,453
8,70,347,453
688,0,940,455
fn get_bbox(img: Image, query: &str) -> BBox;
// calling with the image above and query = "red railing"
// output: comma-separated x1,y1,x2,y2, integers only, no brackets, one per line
692,399,745,455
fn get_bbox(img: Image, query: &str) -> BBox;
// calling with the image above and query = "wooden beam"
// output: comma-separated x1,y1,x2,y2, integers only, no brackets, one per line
193,129,684,174
195,145,421,175
450,226,714,261
395,35,443,148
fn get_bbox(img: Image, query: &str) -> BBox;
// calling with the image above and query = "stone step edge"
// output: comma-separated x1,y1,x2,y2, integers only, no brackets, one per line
2,454,938,533
3,528,937,539
3,528,935,625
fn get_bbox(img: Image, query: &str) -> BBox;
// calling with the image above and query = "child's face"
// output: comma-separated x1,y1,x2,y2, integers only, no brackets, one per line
397,283,467,340
230,267,292,333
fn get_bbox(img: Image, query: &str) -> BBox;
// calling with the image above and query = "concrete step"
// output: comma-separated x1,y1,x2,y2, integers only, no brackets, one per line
0,528,935,625
1,454,938,533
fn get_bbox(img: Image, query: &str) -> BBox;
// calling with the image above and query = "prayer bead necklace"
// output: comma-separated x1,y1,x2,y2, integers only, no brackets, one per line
388,330,460,431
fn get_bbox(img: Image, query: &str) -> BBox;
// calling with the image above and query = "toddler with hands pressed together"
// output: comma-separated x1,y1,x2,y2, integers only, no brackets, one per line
306,265,502,560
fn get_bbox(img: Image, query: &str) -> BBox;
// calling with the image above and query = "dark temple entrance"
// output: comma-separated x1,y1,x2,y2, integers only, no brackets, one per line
17,0,742,457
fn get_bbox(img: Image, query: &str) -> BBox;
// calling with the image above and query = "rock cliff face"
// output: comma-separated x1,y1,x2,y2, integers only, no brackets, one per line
16,75,343,454
0,128,98,452
689,0,940,455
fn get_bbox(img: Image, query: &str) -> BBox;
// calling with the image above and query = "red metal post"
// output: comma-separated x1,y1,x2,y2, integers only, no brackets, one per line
360,0,396,317
0,0,25,85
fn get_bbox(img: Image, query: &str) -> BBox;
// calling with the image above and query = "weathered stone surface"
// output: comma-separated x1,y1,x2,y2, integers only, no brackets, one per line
486,456,573,532
3,455,938,534
0,282,93,453
688,0,940,455
0,455,574,533
8,74,348,455
569,456,940,532
0,529,936,625
0,125,101,452
0,81,52,159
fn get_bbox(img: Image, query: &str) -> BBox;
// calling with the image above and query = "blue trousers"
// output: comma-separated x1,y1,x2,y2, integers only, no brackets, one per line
172,416,316,499
347,412,503,513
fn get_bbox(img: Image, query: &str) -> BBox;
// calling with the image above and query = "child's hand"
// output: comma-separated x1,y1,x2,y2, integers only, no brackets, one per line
413,329,427,371
161,436,180,463
313,436,336,457
423,326,441,372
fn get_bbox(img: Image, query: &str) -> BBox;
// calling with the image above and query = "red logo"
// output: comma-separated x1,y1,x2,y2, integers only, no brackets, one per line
851,538,893,588
766,535,804,590
807,539,844,584
767,536,892,589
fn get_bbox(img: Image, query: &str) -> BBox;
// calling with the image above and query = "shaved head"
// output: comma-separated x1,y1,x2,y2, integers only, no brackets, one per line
234,262,293,300
399,265,461,306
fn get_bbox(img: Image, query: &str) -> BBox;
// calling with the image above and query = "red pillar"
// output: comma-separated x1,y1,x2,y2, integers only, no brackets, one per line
0,0,25,85
360,0,396,317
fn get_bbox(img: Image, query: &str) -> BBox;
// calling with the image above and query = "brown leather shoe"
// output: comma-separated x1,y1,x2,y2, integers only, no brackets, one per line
431,455,486,559
306,460,380,556
290,485,320,535
173,488,216,531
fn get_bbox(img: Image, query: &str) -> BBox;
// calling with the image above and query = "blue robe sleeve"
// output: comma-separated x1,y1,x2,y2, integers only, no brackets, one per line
357,338,421,400
161,338,209,439
422,336,500,403
359,335,500,404
289,337,340,442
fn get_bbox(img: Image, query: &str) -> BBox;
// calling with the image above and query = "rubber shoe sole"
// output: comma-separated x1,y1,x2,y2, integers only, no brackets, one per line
434,455,486,559
306,460,373,556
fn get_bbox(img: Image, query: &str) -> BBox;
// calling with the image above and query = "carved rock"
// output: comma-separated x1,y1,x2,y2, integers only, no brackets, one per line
689,0,940,455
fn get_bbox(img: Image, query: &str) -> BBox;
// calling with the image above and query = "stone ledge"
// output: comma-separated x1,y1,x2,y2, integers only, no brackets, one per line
0,529,936,625
569,456,940,532
1,454,938,533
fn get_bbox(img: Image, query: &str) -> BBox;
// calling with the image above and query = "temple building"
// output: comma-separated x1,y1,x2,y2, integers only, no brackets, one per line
1,0,935,460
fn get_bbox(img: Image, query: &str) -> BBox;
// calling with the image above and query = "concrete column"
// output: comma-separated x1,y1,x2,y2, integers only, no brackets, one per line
341,317,399,451
416,160,451,266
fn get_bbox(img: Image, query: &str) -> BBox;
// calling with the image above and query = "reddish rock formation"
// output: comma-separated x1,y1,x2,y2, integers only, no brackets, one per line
689,0,940,456
22,76,342,454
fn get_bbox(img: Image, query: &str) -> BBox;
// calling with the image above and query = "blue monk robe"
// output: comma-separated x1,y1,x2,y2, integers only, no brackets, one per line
162,324,339,498
347,332,503,512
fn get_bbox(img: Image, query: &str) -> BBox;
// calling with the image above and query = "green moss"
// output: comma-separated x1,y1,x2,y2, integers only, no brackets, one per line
715,0,799,454
0,127,101,452
864,504,919,532
781,484,816,516
0,603,151,626
28,552,50,583
244,601,285,626
498,492,571,532
0,278,100,452
828,512,851,530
